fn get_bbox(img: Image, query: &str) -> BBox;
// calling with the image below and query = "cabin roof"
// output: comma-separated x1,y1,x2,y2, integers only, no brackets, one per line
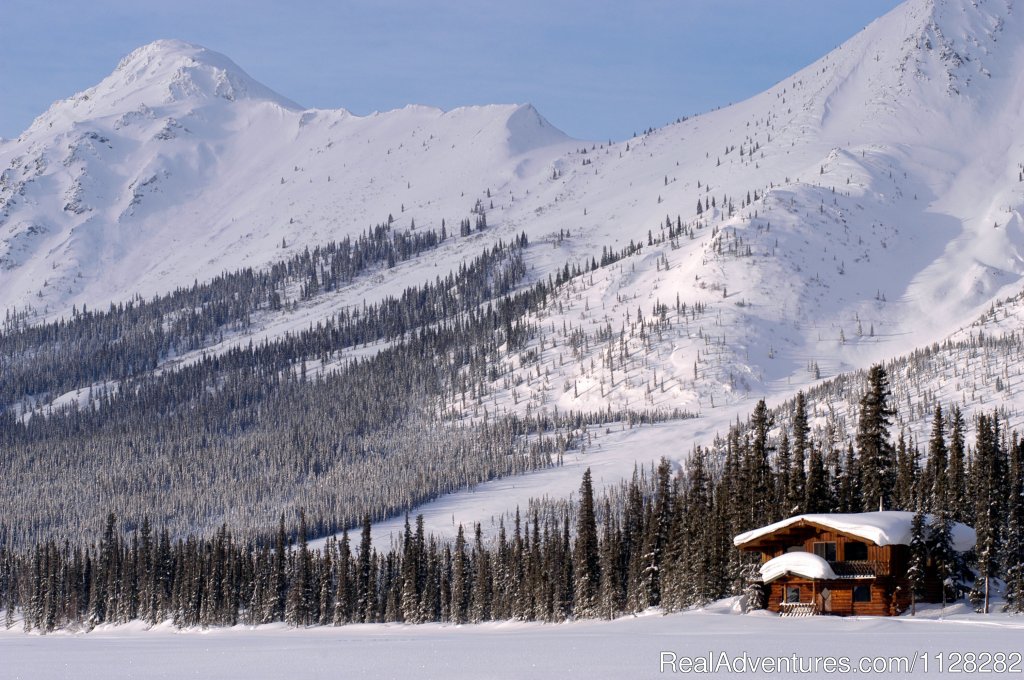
759,552,837,583
733,511,976,551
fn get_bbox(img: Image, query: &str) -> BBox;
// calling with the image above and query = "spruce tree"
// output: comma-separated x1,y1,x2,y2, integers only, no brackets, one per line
775,431,791,513
469,524,491,623
971,414,1005,613
856,365,896,510
929,510,957,607
721,434,750,594
906,506,928,615
598,499,620,618
947,406,968,521
1003,436,1024,612
400,514,420,623
558,514,574,621
893,431,917,511
836,444,861,513
271,515,288,623
785,393,810,516
926,406,948,513
451,525,468,624
356,515,373,623
685,447,717,605
332,530,352,624
804,444,830,513
623,470,646,611
286,511,313,626
573,468,601,617
747,400,775,525
786,434,807,516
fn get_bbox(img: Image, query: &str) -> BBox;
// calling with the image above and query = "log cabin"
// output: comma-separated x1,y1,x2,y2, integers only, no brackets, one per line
733,511,976,616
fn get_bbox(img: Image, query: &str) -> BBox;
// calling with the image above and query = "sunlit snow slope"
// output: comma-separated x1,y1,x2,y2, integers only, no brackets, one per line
3,0,1024,422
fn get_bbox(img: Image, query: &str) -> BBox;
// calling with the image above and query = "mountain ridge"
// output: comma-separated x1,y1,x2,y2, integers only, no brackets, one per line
2,0,1023,427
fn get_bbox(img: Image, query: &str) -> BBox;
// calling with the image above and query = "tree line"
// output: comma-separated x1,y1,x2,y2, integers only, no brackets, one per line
0,214,467,407
0,228,682,548
2,365,1021,632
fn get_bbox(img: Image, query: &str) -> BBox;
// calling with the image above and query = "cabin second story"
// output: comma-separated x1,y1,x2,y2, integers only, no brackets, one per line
736,516,908,580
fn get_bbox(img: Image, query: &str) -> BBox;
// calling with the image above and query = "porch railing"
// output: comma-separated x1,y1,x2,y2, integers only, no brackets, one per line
828,560,890,577
779,602,818,617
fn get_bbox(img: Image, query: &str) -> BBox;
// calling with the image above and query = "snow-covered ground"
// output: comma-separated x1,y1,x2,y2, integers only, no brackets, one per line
309,420,707,549
2,603,1022,679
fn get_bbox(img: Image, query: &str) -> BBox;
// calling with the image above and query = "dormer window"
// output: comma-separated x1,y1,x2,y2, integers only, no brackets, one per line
812,541,836,561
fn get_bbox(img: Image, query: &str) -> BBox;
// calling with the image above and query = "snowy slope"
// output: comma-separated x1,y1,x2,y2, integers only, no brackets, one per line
4,0,1024,540
2,1,1023,388
428,0,1024,428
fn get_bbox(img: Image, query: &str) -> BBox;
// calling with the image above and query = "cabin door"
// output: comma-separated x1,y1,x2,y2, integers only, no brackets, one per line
818,587,832,613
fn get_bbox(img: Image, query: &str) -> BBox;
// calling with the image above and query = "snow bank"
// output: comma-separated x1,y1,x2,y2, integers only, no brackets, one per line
734,511,976,551
759,552,837,583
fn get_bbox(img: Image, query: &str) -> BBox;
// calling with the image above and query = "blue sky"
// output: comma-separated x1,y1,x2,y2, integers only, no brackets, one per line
1,0,902,141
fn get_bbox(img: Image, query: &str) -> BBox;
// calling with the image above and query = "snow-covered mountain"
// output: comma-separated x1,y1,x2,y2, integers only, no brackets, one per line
3,0,1024,436
0,39,571,316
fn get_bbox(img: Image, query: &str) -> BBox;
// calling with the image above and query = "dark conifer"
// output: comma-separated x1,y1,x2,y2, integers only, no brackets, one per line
804,444,830,513
786,392,810,515
356,515,372,623
970,414,1005,613
775,431,791,513
856,365,896,511
272,515,288,623
747,400,775,526
926,406,948,513
906,506,927,615
573,468,601,617
931,509,958,606
1003,436,1024,613
893,431,917,511
451,525,468,624
947,406,968,521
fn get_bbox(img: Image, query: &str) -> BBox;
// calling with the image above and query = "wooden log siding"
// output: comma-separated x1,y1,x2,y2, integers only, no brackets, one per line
762,528,897,567
764,578,901,616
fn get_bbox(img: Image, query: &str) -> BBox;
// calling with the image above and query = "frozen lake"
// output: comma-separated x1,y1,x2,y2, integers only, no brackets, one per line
2,602,1022,679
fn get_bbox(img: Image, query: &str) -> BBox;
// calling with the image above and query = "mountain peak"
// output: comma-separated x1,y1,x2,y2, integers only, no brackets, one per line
115,38,204,67
107,39,301,109
25,40,300,134
895,0,1014,93
504,103,570,153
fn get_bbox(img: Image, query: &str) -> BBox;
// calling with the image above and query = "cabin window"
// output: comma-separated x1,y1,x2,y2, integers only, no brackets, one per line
785,545,805,553
813,541,837,561
845,540,868,561
786,586,801,603
853,585,871,603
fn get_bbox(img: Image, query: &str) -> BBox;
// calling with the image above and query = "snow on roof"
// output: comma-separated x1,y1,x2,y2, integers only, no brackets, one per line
759,552,837,583
733,511,976,551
